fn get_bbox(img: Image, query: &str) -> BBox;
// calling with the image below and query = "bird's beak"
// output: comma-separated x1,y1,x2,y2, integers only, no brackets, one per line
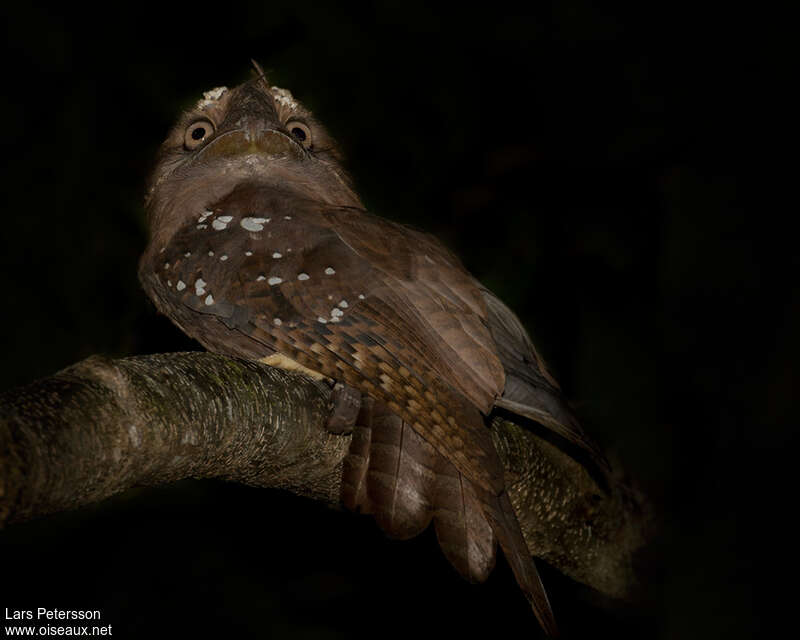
192,81,304,164
195,128,305,163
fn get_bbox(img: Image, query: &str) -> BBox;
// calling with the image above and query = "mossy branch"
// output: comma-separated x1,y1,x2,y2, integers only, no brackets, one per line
0,352,650,599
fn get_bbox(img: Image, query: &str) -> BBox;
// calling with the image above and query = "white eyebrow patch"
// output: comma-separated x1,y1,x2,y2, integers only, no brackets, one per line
198,86,228,109
241,217,269,231
324,267,336,275
203,86,227,101
297,273,310,280
267,277,283,286
271,87,298,110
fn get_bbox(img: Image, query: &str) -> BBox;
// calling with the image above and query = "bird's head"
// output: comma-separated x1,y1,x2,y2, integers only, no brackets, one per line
145,63,362,248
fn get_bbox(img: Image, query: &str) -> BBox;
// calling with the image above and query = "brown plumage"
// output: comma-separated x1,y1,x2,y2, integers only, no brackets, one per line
140,65,606,636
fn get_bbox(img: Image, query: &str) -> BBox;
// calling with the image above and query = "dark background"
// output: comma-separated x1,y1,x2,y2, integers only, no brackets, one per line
0,2,787,638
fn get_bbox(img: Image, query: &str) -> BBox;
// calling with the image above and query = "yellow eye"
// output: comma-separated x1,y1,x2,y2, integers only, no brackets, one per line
184,120,215,150
287,121,312,149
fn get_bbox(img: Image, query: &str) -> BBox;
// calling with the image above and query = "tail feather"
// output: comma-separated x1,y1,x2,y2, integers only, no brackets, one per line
433,458,497,583
341,397,559,635
343,398,437,539
368,404,437,539
480,488,559,636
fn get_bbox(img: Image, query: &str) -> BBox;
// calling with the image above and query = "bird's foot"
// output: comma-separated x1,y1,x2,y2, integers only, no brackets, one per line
325,382,362,434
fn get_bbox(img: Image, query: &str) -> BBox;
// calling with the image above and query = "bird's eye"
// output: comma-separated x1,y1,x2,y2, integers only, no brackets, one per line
287,121,312,149
184,120,215,150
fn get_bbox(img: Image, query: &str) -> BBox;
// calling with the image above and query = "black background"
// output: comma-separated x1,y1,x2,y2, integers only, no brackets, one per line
0,3,787,638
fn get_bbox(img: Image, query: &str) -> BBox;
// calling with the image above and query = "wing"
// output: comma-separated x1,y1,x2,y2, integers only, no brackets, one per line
140,182,505,493
332,206,603,466
321,205,507,414
482,289,608,466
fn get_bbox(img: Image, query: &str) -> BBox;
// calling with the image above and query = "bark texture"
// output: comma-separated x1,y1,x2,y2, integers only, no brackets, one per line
0,352,650,599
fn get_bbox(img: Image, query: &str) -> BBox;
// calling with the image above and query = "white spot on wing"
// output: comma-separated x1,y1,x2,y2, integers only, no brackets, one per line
284,216,292,220
212,219,228,230
338,300,348,308
272,252,282,259
208,251,214,256
331,308,344,318
185,252,191,257
297,273,310,281
324,267,336,275
197,224,208,229
205,294,214,306
273,318,282,326
245,251,253,256
218,215,233,223
129,424,142,448
268,276,283,286
195,278,207,295
220,255,228,261
358,294,365,299
241,217,269,231
256,275,266,281
317,317,328,324
176,281,186,291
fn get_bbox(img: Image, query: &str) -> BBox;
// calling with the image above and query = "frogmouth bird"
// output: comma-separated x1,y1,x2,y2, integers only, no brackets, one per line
139,63,607,636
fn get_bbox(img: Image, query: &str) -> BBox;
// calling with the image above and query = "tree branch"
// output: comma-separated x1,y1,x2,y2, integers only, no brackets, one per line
0,352,650,599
